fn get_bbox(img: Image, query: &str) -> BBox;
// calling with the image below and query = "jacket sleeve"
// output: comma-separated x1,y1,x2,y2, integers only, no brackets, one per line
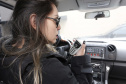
71,55,93,84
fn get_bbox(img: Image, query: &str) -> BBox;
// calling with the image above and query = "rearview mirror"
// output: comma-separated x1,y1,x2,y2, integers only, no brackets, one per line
85,10,110,20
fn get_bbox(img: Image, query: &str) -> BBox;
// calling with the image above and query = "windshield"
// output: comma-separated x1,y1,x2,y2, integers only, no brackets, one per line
59,6,126,40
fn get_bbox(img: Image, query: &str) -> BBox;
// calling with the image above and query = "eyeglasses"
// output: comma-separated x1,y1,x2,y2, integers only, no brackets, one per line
46,17,61,28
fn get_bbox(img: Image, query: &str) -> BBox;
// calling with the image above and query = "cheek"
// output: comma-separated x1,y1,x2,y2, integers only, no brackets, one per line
43,21,57,43
45,28,57,44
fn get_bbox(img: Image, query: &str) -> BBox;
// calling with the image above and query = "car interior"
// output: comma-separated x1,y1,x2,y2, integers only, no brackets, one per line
1,0,126,84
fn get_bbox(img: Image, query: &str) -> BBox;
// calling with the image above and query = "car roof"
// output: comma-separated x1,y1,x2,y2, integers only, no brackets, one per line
1,0,126,12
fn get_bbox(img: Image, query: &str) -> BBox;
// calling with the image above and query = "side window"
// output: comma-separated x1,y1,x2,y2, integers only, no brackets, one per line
0,26,2,37
0,15,1,37
111,27,126,38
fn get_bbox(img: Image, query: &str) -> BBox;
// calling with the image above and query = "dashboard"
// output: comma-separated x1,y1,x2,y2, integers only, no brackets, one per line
84,41,126,84
85,41,116,60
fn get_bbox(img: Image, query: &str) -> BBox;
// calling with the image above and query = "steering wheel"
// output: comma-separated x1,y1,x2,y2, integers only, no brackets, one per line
54,35,72,63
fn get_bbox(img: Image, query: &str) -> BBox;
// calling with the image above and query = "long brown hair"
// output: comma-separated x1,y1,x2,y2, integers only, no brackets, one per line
2,0,58,84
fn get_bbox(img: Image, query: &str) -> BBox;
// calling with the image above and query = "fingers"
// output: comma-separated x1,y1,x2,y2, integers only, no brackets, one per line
81,41,86,49
73,38,76,42
74,41,86,56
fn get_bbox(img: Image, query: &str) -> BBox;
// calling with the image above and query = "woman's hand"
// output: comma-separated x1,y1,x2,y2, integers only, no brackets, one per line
74,41,86,56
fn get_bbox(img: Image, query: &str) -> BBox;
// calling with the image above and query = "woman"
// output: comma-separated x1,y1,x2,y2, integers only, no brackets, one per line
0,0,93,84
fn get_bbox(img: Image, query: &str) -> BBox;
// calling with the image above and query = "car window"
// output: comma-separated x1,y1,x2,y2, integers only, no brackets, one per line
59,6,126,40
111,27,126,38
0,27,1,37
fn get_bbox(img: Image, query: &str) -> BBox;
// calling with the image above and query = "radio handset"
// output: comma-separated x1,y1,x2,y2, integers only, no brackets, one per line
69,40,82,55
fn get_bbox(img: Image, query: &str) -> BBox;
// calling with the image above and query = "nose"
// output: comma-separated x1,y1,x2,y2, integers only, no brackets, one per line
57,24,61,30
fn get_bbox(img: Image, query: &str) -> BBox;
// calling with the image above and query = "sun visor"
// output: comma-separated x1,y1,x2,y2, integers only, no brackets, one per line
120,0,126,6
57,0,79,12
76,0,120,12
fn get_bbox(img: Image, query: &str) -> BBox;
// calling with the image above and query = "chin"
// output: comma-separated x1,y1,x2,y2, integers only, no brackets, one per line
51,40,56,44
53,40,56,44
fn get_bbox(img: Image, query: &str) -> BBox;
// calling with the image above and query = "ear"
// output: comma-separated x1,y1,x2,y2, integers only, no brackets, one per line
30,14,37,30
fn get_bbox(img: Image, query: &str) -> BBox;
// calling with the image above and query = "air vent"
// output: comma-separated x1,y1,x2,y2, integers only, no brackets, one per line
107,44,116,52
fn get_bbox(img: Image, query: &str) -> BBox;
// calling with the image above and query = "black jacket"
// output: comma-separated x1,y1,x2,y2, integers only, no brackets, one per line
0,37,93,84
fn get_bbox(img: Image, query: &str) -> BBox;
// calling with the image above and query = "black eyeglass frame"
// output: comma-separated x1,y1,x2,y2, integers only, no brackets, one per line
46,17,61,28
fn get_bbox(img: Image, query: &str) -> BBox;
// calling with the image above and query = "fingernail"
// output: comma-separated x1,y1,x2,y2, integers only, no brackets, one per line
83,41,85,44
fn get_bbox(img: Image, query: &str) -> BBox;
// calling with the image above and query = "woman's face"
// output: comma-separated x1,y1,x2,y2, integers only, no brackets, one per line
43,4,61,44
